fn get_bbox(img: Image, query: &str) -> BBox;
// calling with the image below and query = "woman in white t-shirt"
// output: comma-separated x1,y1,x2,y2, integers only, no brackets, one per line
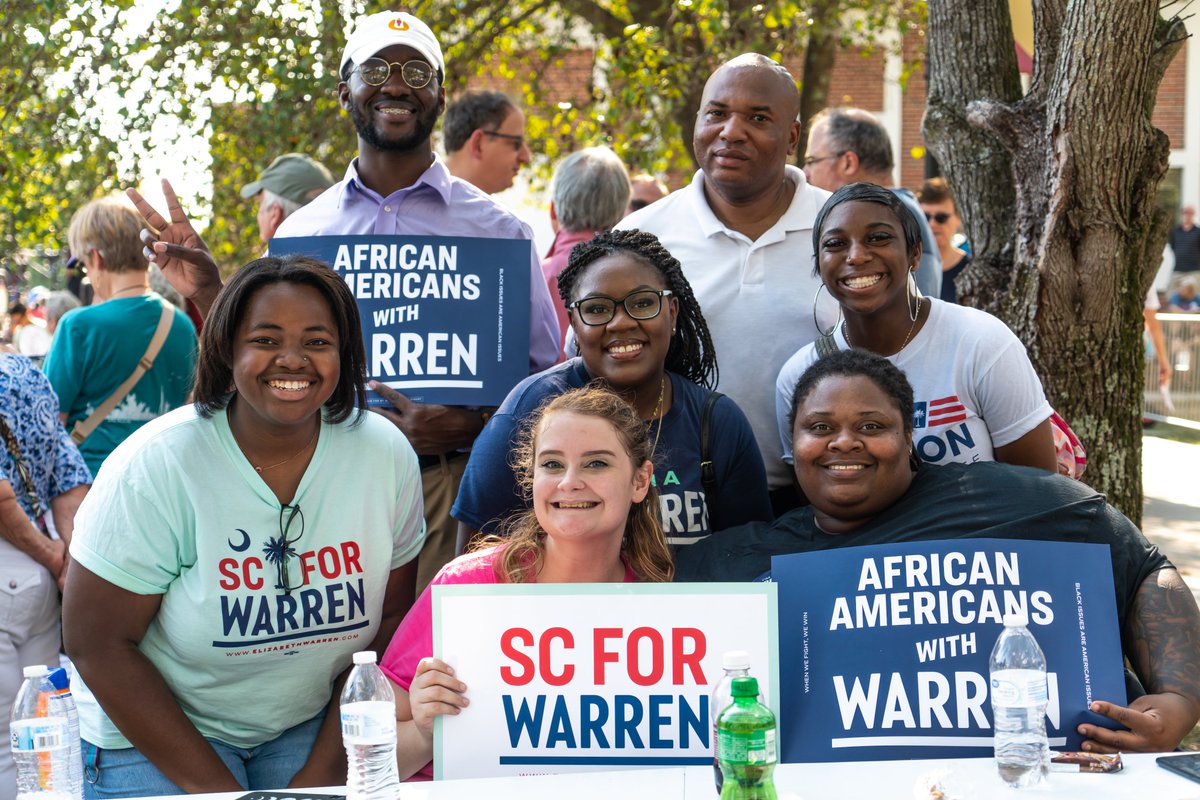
63,256,426,797
775,182,1056,474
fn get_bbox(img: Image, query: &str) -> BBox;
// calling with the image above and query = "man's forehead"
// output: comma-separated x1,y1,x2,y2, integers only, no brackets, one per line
702,65,794,109
367,43,431,65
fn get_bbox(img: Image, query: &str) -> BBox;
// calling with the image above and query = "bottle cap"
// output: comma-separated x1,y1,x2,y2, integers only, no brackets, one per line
722,650,751,670
22,665,49,679
1002,611,1029,628
352,651,378,665
730,676,759,697
47,667,69,691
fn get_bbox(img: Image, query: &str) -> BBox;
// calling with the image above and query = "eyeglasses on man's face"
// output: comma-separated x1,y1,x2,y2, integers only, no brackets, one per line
568,289,673,326
483,130,526,151
354,58,435,89
924,211,953,225
802,152,843,168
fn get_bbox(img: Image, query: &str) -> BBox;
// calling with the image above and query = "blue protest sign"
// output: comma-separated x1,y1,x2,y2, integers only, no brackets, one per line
269,235,531,406
772,538,1125,762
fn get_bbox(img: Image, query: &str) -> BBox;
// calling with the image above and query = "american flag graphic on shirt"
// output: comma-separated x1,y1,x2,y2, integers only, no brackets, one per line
926,395,967,427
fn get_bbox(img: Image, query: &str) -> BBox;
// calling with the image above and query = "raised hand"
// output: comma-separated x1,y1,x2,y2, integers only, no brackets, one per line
126,179,223,317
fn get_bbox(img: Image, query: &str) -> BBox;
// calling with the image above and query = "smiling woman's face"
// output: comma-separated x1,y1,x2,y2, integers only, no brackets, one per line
817,199,914,319
791,374,914,534
569,253,677,396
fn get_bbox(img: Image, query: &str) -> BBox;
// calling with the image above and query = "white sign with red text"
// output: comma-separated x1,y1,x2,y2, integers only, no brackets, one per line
432,583,778,780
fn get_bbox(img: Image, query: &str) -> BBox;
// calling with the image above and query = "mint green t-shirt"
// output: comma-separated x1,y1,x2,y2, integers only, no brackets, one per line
70,406,426,749
44,293,197,477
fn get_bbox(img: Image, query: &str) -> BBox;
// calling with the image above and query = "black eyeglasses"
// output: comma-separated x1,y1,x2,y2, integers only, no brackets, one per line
924,211,953,224
483,130,526,151
264,503,304,594
354,58,434,89
568,289,673,326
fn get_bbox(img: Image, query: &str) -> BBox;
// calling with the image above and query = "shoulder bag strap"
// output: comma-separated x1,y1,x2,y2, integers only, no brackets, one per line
71,301,175,446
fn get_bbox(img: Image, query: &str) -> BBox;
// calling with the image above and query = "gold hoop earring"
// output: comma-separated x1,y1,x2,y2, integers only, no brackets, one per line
907,271,922,323
812,283,842,337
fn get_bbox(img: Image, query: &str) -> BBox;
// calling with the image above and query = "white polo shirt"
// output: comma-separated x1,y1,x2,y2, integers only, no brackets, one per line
618,166,830,490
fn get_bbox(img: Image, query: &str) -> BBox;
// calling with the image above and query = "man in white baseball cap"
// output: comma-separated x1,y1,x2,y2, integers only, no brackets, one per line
132,11,561,618
338,11,444,82
276,10,561,599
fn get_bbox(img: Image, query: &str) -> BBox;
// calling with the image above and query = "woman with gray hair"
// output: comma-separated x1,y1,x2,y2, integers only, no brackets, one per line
44,196,197,476
42,290,81,335
541,146,632,357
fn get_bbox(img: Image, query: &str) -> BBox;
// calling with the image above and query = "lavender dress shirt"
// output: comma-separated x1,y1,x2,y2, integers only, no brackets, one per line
275,156,560,375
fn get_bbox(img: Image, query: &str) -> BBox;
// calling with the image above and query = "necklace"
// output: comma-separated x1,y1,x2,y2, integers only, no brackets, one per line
843,297,924,356
108,284,147,299
647,375,666,458
240,424,320,474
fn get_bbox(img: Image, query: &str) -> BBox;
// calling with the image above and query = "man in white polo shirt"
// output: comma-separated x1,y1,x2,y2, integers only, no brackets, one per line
619,53,829,513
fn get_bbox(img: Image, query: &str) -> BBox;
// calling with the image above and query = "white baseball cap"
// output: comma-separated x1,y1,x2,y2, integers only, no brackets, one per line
340,12,445,79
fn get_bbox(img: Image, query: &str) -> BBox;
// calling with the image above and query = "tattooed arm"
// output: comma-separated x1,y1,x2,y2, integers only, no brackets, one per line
1077,567,1200,753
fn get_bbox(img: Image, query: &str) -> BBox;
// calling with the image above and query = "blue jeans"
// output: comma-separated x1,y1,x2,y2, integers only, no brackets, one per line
82,712,324,798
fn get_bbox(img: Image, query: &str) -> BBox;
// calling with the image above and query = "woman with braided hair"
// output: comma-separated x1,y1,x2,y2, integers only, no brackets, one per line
453,229,770,552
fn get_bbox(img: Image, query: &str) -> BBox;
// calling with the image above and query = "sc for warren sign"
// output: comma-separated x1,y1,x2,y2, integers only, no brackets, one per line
269,235,531,406
773,538,1125,762
432,583,778,780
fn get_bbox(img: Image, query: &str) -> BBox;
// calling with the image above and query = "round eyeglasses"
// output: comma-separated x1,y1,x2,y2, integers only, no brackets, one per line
568,289,673,326
354,58,435,89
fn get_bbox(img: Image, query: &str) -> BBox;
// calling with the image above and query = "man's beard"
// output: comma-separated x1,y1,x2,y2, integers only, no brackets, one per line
350,101,437,153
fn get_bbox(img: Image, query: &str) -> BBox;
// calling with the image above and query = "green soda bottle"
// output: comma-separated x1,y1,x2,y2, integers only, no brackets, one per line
716,676,777,800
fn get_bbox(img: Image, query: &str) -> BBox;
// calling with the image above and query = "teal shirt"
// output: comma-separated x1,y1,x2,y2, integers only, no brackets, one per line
70,406,426,749
44,293,196,476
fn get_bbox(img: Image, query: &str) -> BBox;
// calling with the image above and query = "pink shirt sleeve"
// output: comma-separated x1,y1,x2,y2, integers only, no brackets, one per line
380,581,433,692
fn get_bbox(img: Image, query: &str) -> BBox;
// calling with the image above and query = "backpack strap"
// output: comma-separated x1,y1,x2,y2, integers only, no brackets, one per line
700,391,723,519
814,332,840,358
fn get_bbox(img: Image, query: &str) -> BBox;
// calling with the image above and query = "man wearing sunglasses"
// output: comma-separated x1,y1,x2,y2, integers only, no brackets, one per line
918,177,971,304
443,89,532,195
803,107,942,299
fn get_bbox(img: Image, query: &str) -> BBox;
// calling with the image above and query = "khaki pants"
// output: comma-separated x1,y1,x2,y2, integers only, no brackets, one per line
414,454,469,594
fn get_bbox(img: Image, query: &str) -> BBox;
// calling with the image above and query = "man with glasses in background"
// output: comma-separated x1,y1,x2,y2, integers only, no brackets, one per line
136,11,560,596
803,106,941,298
443,89,532,195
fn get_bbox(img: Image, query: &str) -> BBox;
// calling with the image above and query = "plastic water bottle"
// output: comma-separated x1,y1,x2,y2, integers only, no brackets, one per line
711,650,751,791
989,612,1049,788
716,676,777,800
10,665,73,800
45,669,81,800
340,651,400,800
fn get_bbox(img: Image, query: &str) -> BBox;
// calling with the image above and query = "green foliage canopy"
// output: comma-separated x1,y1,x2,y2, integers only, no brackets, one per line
1,0,921,276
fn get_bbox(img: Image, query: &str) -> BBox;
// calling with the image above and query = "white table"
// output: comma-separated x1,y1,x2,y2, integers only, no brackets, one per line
408,755,1200,798
151,755,1200,799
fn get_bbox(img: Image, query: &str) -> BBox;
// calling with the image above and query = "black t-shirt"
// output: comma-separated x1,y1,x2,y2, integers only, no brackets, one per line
940,252,972,303
676,462,1170,628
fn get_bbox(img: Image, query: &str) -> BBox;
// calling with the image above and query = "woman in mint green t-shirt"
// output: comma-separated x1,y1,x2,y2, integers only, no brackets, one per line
63,256,426,797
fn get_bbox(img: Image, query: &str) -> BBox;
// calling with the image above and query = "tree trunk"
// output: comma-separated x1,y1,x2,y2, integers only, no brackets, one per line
796,0,840,163
923,0,1186,524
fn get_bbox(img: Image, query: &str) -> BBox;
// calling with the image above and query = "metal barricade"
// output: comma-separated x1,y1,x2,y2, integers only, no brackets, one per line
1145,313,1200,429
